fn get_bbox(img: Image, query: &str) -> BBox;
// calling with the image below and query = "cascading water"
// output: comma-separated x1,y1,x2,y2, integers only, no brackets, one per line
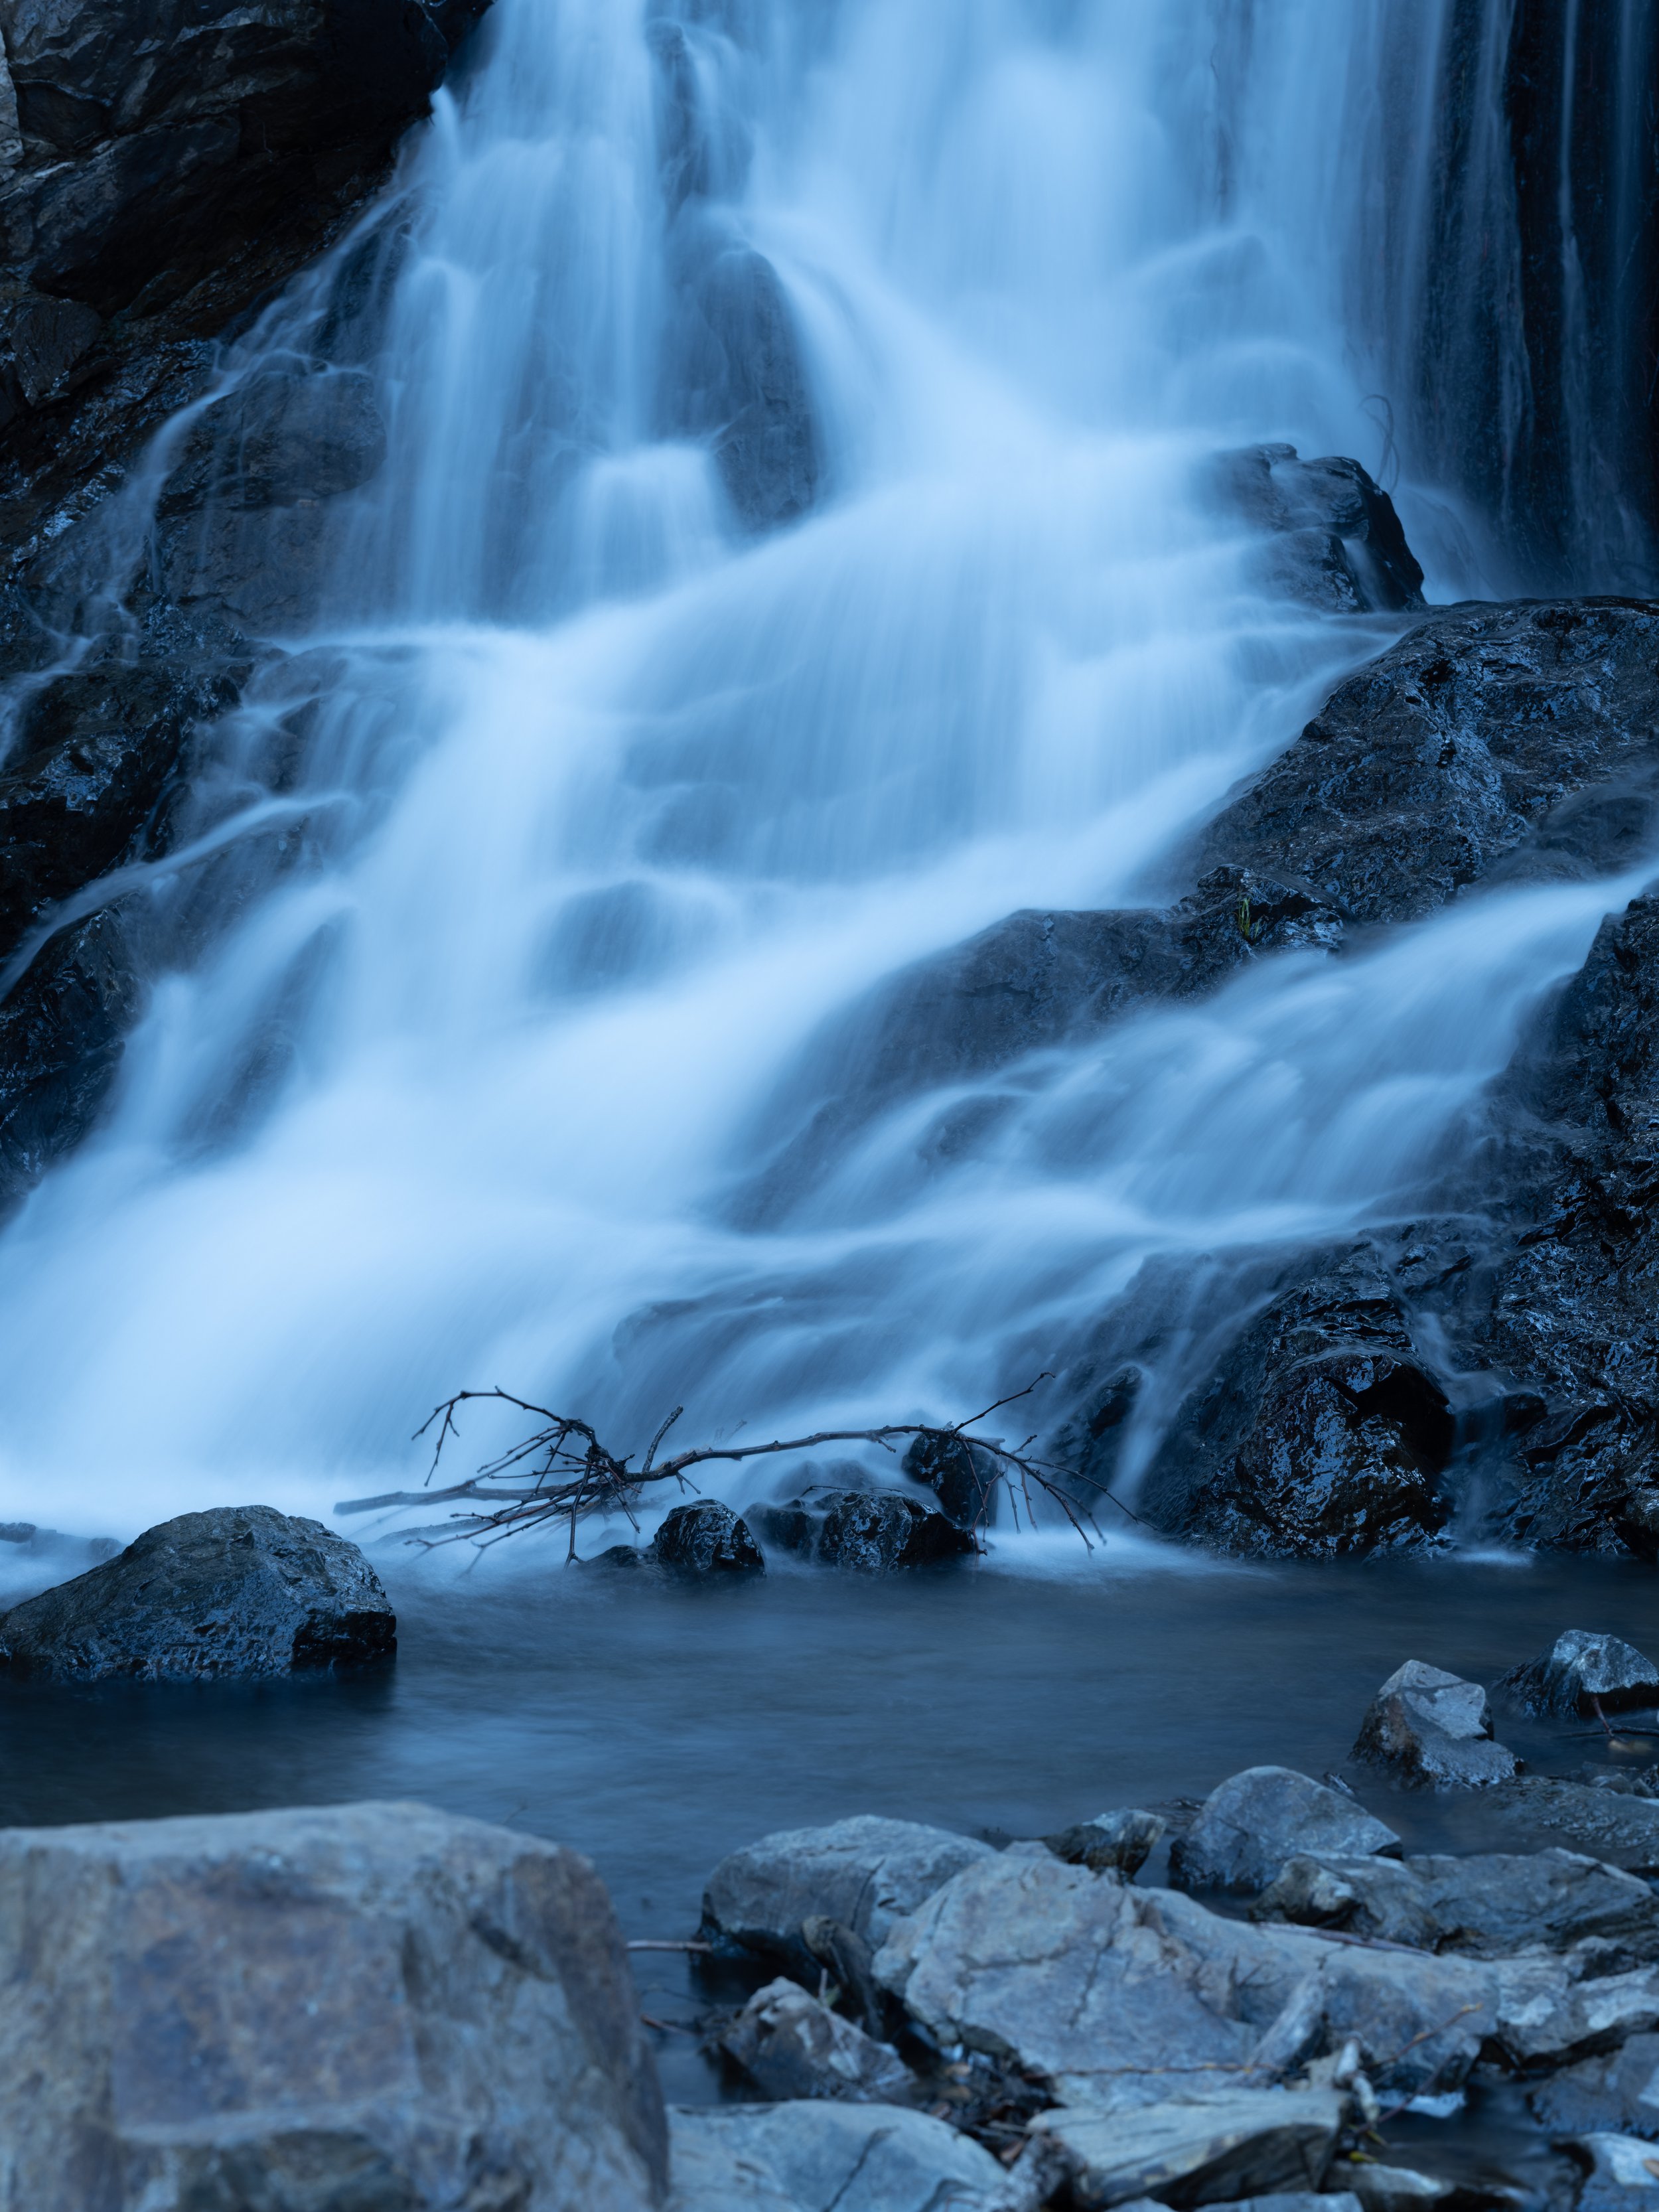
0,0,1645,1544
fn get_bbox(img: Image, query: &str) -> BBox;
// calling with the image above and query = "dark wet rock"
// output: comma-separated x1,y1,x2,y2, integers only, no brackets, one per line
666,2101,1011,2212
799,1914,886,2039
1138,1245,1454,1560
1352,1662,1520,1790
1254,1847,1659,1960
647,1499,764,1578
1169,1767,1400,1895
1032,2089,1345,2212
0,905,139,1195
1500,1633,1659,1721
1044,1808,1166,1878
159,365,386,515
0,654,242,959
748,1487,976,1572
0,1800,666,2211
0,1503,395,1679
715,1977,916,2105
901,1430,1001,1530
664,239,818,534
1214,443,1425,613
701,1815,994,1968
1528,2034,1659,2138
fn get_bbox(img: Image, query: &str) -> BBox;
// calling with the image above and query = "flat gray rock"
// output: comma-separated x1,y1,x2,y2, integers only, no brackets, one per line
1032,2088,1344,2209
1490,1779,1659,1875
715,1978,916,2105
0,1505,395,1680
665,2102,1015,2212
0,1800,666,2212
1170,1767,1399,1893
1500,1632,1659,1720
702,1814,993,1962
1352,1662,1518,1789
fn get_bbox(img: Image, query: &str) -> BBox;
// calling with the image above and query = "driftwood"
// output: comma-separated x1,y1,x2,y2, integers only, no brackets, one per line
335,1376,1136,1558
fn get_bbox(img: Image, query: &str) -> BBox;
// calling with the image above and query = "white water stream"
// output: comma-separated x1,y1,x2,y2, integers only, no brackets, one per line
0,1,1633,1538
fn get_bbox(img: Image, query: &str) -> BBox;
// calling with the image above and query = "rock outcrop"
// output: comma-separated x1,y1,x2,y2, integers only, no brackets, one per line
0,1503,395,1678
0,1799,666,2211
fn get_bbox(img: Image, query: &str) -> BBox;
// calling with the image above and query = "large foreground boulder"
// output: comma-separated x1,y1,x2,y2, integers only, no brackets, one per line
0,1799,667,2211
0,1503,395,1679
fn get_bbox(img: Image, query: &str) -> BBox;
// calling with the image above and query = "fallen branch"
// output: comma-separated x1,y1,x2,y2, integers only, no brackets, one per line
336,1374,1139,1553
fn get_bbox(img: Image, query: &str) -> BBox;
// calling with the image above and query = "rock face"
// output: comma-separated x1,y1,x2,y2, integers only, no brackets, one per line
665,2102,1012,2212
0,1799,667,2211
1500,1631,1659,1719
1135,1247,1454,1558
701,1815,995,1967
1351,1662,1520,1789
1169,1767,1400,1895
749,1489,977,1572
715,1979,916,2106
0,1503,396,1679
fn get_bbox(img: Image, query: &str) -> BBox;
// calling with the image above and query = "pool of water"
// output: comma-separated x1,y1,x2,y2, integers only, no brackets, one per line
5,1540,1658,2104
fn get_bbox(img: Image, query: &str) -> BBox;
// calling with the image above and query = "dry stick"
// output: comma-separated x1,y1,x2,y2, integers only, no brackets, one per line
335,1373,1141,1552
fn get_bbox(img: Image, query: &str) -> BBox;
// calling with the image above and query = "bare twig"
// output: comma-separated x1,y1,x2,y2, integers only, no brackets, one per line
337,1373,1139,1552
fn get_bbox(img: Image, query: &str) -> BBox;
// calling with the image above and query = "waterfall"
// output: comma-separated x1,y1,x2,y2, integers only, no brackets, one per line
0,0,1644,1537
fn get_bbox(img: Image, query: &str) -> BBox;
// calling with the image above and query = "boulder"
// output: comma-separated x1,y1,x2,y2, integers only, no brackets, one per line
665,2102,1013,2212
701,1815,994,1966
1499,1633,1659,1720
1336,2168,1458,2212
1528,2033,1659,2138
714,1978,916,2105
1254,1848,1659,1959
1044,1808,1166,1878
1212,443,1425,613
1352,1662,1520,1788
749,1489,977,1572
0,1799,666,2211
1031,2087,1345,2211
0,1504,395,1679
1169,1767,1400,1894
648,1501,764,1578
902,1430,1002,1529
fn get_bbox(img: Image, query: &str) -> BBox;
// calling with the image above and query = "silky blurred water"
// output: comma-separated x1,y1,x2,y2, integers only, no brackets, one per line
0,1,1641,1551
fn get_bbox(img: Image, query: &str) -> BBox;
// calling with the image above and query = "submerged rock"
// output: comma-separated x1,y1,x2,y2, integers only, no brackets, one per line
1352,1662,1520,1789
0,1799,666,2212
666,2101,1012,2212
648,1499,765,1577
750,1488,976,1573
1169,1767,1400,1894
1499,1632,1659,1720
0,1504,395,1680
1044,1808,1166,1878
701,1814,994,1967
715,1978,916,2106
